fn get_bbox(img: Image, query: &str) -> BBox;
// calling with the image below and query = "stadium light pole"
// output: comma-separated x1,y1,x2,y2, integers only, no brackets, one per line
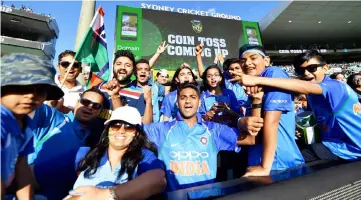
74,0,95,85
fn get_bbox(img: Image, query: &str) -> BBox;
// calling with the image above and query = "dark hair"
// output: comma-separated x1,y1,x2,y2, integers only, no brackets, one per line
58,50,76,62
223,58,240,72
80,87,106,103
170,65,198,92
293,50,327,70
330,72,344,80
347,73,361,90
77,121,158,181
239,44,267,58
135,59,149,66
177,82,200,98
156,71,169,78
201,65,226,92
113,50,136,66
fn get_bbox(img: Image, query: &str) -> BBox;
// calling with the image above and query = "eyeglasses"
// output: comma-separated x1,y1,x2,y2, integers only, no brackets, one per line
109,121,136,133
206,74,221,79
353,77,361,82
79,98,103,110
295,64,325,75
59,61,81,69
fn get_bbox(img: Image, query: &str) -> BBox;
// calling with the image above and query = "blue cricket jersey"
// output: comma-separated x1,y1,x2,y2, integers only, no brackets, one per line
144,112,240,191
1,105,34,187
307,76,361,160
199,88,241,126
248,67,305,171
160,90,178,120
73,147,165,189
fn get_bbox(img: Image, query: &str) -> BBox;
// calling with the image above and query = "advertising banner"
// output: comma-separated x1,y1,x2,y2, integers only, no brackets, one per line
115,5,262,70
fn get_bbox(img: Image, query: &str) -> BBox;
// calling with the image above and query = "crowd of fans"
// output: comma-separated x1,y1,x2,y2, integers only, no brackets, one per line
2,41,361,200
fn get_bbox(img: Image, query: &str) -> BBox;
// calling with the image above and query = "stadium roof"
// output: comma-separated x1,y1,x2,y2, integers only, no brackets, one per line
260,1,361,47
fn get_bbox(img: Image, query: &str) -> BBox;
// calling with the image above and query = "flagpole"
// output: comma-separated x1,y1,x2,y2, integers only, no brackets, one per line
60,59,76,89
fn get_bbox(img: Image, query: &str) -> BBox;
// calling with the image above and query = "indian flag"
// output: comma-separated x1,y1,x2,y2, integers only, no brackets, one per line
74,6,110,89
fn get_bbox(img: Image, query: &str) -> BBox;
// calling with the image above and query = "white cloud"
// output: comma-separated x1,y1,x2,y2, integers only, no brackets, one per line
207,8,216,14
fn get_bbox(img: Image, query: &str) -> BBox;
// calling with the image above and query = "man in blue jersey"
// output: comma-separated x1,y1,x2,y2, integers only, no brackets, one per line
1,53,64,199
143,83,264,191
236,44,305,177
232,49,361,162
28,88,105,199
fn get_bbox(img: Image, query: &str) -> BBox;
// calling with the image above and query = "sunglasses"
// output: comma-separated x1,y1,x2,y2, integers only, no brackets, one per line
79,98,103,110
109,121,136,133
295,64,325,75
59,61,81,69
353,77,361,82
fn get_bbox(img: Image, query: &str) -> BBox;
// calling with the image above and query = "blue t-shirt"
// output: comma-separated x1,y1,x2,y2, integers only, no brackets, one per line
144,112,240,191
248,67,305,171
160,90,178,120
224,78,249,107
1,105,34,187
73,147,165,189
307,76,361,160
199,88,241,126
27,105,89,199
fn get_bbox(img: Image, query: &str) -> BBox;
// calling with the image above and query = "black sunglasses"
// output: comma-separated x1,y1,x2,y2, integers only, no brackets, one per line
109,121,136,133
79,98,103,110
59,61,81,69
295,64,325,75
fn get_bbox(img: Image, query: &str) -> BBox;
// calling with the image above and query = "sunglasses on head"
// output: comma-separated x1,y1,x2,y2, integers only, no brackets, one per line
79,98,102,110
59,61,81,69
295,64,325,75
109,121,136,133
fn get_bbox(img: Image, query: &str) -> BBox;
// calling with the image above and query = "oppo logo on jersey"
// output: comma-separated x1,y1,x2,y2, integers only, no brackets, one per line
353,103,361,115
169,151,210,176
169,151,209,160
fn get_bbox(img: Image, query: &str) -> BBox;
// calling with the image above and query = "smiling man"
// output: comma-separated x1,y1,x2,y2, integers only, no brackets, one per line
27,88,105,199
55,50,85,111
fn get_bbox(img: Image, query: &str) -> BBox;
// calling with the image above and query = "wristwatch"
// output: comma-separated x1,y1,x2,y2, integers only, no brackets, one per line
251,103,262,109
109,186,118,200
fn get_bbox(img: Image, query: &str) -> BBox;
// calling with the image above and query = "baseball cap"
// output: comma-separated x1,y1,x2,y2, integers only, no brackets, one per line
104,106,142,126
1,53,64,100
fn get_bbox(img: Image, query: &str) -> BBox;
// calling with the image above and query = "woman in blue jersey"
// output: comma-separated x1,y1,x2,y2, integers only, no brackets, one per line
160,64,198,121
69,106,166,200
200,65,241,127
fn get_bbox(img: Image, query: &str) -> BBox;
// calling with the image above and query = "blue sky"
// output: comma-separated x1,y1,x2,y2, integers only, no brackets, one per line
6,1,280,63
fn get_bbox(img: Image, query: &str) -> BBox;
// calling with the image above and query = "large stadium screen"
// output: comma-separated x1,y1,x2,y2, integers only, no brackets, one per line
115,5,262,70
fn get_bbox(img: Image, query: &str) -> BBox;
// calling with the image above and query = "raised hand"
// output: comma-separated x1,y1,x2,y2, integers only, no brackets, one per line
157,41,169,54
195,43,204,56
104,78,121,97
143,86,152,103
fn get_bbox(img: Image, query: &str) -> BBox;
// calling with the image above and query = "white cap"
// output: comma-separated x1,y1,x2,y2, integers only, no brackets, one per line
159,69,168,76
104,106,142,126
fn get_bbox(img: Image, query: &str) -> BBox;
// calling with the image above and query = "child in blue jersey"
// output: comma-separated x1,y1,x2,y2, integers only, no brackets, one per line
1,53,64,199
233,50,361,162
199,65,241,127
160,64,198,121
144,83,264,191
235,44,305,177
68,106,166,200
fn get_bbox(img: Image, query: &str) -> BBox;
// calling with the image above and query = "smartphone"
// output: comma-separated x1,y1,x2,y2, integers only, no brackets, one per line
245,27,260,45
120,12,138,41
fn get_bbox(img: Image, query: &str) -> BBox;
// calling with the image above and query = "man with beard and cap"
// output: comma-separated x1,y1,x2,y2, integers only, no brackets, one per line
27,87,105,199
232,49,361,163
1,53,64,199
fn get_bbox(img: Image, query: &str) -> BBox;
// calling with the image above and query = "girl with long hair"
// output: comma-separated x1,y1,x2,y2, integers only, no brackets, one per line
160,64,198,121
200,65,241,127
69,106,166,200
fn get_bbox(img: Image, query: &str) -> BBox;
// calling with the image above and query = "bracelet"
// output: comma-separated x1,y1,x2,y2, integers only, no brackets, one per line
251,103,262,109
